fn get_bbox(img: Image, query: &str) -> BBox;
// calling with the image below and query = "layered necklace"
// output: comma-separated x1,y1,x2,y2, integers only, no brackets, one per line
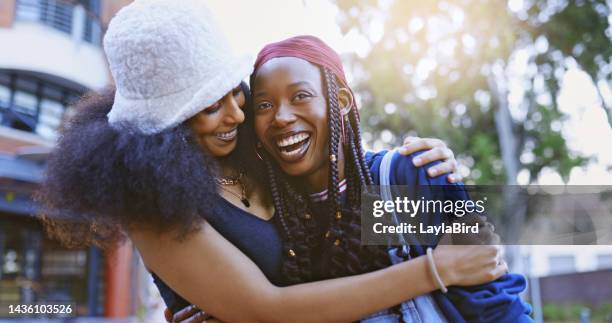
215,171,250,208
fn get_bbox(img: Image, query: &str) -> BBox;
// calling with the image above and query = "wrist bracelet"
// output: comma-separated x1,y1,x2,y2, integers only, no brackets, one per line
426,247,448,293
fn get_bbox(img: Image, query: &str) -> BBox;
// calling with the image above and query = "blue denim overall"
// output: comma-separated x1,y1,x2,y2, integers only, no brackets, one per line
360,246,448,323
362,149,448,322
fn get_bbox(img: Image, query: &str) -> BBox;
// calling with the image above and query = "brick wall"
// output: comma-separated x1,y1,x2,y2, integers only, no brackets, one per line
0,0,16,28
101,0,133,29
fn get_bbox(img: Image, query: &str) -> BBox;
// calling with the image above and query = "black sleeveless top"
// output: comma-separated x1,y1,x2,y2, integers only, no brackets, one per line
152,196,284,313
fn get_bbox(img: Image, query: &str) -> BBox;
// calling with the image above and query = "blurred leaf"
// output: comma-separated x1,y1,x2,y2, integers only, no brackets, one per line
333,0,608,184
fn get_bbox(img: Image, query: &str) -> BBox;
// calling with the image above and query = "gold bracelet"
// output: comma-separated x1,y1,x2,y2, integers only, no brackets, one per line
426,247,448,293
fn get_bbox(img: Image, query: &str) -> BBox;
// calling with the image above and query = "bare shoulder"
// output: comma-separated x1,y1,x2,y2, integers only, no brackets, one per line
127,219,275,322
127,221,222,268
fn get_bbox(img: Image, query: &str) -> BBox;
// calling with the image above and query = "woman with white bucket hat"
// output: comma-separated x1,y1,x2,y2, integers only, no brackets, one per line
37,0,484,322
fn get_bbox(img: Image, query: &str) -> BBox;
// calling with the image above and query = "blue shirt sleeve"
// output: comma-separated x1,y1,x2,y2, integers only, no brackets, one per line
366,150,533,323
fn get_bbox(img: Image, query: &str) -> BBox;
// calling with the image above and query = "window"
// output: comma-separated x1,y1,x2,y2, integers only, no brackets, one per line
0,72,84,138
548,255,576,274
81,0,101,44
16,0,73,34
0,85,10,124
597,254,612,270
12,91,38,131
0,85,10,105
36,99,64,140
16,0,101,44
13,91,38,113
15,0,41,21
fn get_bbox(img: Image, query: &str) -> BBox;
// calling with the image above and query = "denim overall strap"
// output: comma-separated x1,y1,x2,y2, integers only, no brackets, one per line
360,150,448,323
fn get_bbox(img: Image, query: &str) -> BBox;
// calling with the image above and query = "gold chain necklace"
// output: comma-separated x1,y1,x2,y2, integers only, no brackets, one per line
215,172,243,185
216,172,250,208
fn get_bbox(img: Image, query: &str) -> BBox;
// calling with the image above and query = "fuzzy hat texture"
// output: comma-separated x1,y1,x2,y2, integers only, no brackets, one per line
104,0,253,134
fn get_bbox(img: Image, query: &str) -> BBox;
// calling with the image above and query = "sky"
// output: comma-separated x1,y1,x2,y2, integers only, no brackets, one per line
205,0,345,56
207,0,612,185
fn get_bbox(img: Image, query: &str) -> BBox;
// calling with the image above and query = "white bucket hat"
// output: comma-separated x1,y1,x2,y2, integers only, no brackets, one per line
104,0,253,135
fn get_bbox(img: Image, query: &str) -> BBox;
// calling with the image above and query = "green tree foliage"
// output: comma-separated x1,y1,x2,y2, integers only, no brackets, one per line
334,0,609,184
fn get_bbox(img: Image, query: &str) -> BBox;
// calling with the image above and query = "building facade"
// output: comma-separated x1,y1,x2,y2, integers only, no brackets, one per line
0,0,157,320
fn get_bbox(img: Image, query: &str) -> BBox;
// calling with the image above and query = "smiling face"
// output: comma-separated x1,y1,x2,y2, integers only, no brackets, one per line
188,84,245,157
252,57,330,181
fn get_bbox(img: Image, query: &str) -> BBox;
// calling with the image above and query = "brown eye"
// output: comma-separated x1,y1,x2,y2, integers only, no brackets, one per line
293,91,312,102
203,102,222,114
255,102,272,111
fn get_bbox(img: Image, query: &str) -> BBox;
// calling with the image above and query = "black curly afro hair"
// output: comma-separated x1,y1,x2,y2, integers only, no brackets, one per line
37,86,229,249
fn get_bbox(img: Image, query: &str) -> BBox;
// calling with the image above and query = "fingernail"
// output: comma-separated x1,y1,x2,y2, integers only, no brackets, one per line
448,175,456,182
413,157,422,166
429,169,438,176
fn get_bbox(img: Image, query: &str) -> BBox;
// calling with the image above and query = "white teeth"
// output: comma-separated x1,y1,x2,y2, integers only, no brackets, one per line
280,148,302,156
216,128,237,140
276,133,310,148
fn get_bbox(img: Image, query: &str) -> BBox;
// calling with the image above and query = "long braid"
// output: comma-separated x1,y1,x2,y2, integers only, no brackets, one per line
348,124,366,191
264,157,295,278
321,67,391,278
320,67,391,279
345,111,392,272
346,123,363,211
323,68,342,218
350,110,374,185
263,156,315,283
321,67,349,276
284,179,321,255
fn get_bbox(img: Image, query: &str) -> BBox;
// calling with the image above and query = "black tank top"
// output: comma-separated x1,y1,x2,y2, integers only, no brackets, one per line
152,195,284,313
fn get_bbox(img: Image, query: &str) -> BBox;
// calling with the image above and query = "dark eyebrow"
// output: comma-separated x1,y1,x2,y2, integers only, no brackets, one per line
253,91,267,99
289,82,319,97
288,81,315,91
253,81,317,99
